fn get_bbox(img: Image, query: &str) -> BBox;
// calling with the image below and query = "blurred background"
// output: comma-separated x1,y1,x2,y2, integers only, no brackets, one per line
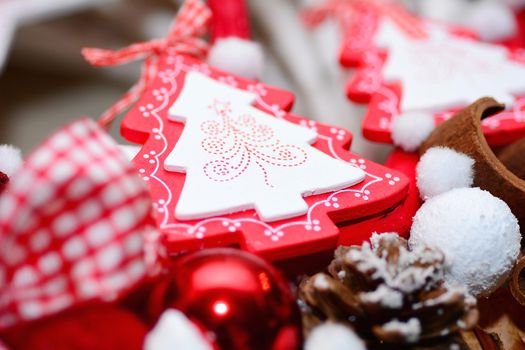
1,0,523,163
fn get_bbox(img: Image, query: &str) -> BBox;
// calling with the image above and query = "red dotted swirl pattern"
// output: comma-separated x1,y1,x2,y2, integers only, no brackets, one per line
201,100,308,187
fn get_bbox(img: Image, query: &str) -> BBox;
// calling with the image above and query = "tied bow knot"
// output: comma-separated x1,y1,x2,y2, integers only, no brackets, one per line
82,0,211,67
82,0,212,126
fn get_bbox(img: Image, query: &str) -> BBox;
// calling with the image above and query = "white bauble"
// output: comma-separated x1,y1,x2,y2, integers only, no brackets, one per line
410,187,521,297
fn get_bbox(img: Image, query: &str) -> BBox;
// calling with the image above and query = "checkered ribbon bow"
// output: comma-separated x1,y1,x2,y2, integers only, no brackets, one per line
301,0,427,39
0,119,154,330
82,0,212,127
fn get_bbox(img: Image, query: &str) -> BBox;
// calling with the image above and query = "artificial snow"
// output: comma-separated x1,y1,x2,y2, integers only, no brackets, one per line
412,283,476,310
346,233,445,294
463,1,517,41
305,323,366,350
409,187,521,297
416,147,474,200
144,309,212,350
370,232,399,250
208,37,264,80
313,274,330,289
381,318,421,343
360,285,404,309
391,111,435,152
0,144,22,177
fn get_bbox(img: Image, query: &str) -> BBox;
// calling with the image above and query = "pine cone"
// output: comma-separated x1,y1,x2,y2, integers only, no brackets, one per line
299,233,478,347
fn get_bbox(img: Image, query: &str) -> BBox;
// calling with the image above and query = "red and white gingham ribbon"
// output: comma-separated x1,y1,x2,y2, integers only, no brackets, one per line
82,0,212,128
302,0,427,39
0,119,154,330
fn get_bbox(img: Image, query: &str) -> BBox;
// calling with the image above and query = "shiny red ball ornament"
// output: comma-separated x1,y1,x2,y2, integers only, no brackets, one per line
165,248,302,350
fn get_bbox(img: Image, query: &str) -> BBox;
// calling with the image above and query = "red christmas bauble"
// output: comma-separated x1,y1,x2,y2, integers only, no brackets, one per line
160,248,302,350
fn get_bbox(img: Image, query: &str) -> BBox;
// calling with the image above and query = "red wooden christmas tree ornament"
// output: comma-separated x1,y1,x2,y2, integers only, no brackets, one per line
84,0,409,263
304,0,525,147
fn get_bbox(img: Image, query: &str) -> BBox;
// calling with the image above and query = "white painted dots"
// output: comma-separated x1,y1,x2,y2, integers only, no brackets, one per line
152,88,168,101
143,150,157,165
330,127,346,141
385,173,401,186
221,220,241,233
350,158,367,170
190,63,211,75
324,197,342,208
153,199,167,214
247,83,267,97
218,75,238,87
299,120,320,132
307,120,317,132
354,190,371,201
264,229,285,241
188,226,207,239
159,70,173,84
304,219,322,231
140,136,160,178
139,104,155,118
142,153,156,165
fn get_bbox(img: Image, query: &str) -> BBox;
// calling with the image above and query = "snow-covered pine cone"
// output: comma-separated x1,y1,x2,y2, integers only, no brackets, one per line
299,233,479,347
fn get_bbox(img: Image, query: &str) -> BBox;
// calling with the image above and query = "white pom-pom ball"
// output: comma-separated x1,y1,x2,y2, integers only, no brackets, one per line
305,323,366,350
462,1,517,41
409,187,521,297
416,147,474,200
144,309,213,350
0,144,23,177
208,37,264,80
391,111,435,152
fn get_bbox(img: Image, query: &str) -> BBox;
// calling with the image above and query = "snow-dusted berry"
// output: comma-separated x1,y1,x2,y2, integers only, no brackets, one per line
208,37,264,80
416,147,474,200
391,112,435,152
